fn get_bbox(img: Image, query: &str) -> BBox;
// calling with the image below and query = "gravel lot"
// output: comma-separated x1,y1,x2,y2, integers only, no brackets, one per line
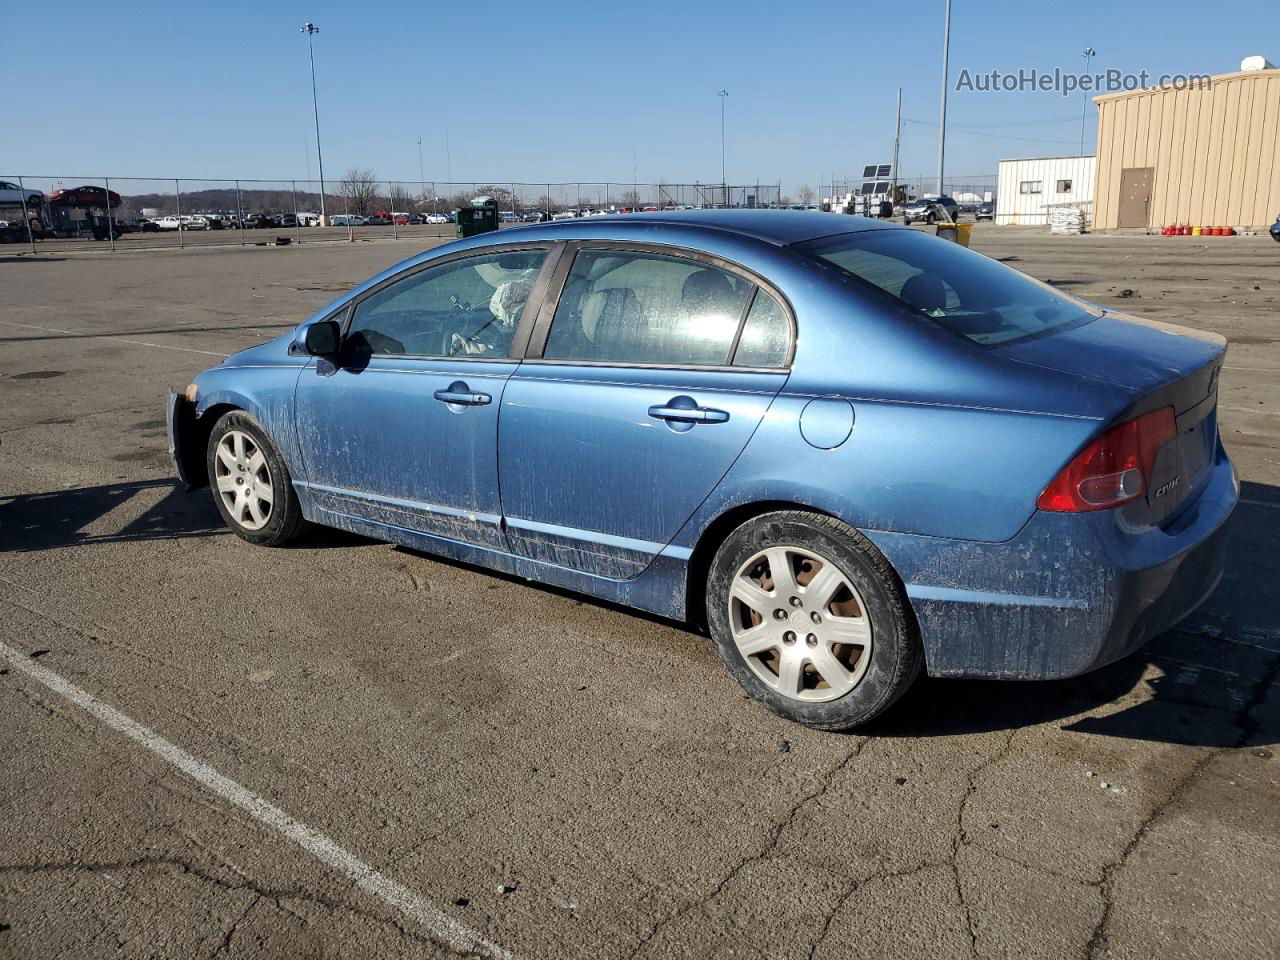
1,225,1277,960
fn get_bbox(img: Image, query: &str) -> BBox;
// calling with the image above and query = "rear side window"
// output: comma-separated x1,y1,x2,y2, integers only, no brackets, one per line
543,250,753,365
798,229,1097,346
733,291,790,367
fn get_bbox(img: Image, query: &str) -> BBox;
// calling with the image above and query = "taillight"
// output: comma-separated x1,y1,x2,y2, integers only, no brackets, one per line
1037,407,1176,512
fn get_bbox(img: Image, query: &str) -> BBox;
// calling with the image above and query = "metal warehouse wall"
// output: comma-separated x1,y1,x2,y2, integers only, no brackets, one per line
995,156,1096,225
1094,69,1280,230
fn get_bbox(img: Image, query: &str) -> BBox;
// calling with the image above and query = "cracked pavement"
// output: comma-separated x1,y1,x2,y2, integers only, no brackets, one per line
1,230,1278,959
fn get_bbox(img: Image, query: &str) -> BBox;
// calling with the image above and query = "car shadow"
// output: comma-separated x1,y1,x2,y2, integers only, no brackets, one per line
865,482,1280,748
0,480,375,553
0,256,69,263
0,480,225,552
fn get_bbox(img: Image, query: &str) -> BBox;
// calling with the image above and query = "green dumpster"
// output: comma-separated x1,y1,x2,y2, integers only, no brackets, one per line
455,197,500,239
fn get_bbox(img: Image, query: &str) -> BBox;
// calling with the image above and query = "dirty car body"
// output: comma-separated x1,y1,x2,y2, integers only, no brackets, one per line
169,211,1236,690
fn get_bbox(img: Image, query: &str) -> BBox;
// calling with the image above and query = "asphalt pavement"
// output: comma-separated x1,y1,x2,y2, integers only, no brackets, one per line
1,226,1277,959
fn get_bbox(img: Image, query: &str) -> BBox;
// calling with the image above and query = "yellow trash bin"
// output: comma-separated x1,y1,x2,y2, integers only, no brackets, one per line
935,223,973,247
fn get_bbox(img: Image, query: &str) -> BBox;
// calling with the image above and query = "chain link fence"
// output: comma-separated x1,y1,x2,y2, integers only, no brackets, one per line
0,175,782,254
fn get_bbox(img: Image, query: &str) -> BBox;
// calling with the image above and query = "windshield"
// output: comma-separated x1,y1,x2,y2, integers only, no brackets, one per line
797,229,1098,346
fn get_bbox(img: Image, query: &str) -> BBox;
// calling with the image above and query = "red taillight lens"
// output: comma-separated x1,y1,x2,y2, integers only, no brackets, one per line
1037,407,1176,512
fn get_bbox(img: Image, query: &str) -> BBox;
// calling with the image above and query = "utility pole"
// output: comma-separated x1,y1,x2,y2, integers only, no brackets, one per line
718,89,729,206
417,137,425,204
892,86,902,206
1080,47,1097,155
444,127,452,186
937,0,951,195
299,22,327,225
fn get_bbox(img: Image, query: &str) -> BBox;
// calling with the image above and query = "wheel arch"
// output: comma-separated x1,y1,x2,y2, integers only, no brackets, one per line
684,499,840,629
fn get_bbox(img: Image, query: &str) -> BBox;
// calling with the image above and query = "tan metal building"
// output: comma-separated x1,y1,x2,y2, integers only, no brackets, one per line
1092,68,1280,230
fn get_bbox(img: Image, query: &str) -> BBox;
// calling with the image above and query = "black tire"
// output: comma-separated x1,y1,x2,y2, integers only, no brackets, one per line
206,410,307,546
705,511,922,731
925,213,936,225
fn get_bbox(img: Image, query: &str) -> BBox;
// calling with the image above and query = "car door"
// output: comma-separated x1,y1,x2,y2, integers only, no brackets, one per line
293,245,553,549
498,242,794,578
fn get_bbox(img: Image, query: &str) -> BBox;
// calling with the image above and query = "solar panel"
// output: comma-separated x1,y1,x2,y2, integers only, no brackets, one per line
862,165,878,179
877,164,892,178
860,182,876,195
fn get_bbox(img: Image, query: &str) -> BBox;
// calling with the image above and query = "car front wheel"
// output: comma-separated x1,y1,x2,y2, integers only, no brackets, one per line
206,411,306,546
705,511,921,730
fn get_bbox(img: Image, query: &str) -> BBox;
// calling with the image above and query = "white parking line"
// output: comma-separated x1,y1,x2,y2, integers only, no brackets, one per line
0,640,513,960
0,319,230,358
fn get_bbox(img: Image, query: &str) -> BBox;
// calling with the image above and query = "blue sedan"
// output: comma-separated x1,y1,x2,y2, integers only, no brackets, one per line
167,211,1237,730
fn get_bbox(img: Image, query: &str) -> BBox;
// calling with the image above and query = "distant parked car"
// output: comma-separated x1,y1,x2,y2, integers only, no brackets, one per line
423,212,449,224
0,180,44,206
278,213,299,228
154,216,182,230
243,213,276,229
330,214,365,226
136,218,161,232
976,202,995,221
364,214,391,226
902,195,959,225
297,212,321,226
1270,214,1280,243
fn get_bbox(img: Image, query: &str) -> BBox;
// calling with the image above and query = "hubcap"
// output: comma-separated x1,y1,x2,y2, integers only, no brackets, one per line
214,430,274,531
727,546,873,703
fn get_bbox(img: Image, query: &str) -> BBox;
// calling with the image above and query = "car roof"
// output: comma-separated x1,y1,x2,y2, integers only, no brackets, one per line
515,209,892,246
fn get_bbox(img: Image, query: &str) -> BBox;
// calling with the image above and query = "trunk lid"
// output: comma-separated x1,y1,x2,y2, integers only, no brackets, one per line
997,312,1226,525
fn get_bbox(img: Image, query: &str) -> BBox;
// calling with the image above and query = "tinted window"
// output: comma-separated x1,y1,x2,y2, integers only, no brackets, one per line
799,229,1097,346
543,250,752,365
346,250,545,357
733,290,790,368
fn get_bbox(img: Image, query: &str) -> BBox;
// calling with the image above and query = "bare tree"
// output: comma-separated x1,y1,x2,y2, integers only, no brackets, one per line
620,190,640,208
532,194,561,213
389,183,416,213
797,184,816,206
340,168,379,216
475,185,514,210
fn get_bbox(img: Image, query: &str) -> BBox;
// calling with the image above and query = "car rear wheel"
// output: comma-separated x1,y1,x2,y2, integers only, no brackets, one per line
706,511,922,731
206,411,306,546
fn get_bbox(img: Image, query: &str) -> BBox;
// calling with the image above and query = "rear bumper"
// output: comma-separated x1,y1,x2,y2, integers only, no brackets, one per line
866,444,1239,679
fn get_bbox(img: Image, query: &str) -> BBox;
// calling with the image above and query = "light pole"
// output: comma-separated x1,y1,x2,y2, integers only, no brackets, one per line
299,22,327,225
1080,47,1097,155
937,0,951,195
717,89,729,206
417,136,425,204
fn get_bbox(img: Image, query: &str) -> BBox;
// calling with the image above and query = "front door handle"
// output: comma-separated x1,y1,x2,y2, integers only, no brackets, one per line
434,380,491,406
648,396,730,424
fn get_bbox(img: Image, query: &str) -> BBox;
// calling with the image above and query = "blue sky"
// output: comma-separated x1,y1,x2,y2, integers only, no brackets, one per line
4,0,1274,196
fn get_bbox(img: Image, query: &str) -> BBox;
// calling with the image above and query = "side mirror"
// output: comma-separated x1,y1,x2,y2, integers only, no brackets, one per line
303,319,341,356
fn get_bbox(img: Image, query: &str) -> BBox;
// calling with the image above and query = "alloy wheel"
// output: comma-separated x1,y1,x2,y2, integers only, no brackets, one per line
214,430,274,531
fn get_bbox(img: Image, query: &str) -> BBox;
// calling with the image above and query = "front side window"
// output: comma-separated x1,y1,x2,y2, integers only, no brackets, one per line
798,229,1098,346
1019,180,1042,194
345,249,545,358
543,250,753,365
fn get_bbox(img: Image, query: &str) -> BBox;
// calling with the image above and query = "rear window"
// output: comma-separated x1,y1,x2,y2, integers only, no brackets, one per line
798,229,1097,346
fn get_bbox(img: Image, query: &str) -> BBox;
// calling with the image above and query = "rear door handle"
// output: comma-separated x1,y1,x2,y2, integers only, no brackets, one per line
648,399,730,424
434,381,491,406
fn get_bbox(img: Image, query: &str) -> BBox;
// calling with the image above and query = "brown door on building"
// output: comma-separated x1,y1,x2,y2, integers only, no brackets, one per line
1117,167,1154,228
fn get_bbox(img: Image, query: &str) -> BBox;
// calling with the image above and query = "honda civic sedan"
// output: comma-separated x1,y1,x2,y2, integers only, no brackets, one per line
167,211,1236,730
